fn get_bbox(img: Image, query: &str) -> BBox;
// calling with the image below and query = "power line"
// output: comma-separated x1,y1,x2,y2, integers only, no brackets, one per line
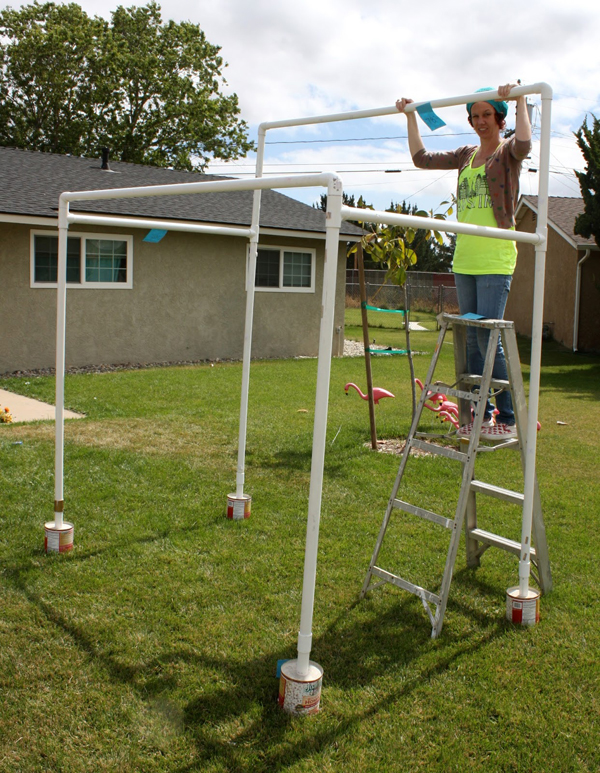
265,132,476,145
264,128,576,147
206,162,581,176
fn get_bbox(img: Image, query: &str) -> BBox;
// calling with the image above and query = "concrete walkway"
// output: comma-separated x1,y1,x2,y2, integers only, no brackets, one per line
0,389,84,423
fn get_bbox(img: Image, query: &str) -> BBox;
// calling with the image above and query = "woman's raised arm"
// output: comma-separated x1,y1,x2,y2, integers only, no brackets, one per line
396,97,425,159
498,83,531,143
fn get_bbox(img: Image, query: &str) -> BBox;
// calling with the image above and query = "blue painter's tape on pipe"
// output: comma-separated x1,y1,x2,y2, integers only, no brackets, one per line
143,229,168,242
416,103,446,131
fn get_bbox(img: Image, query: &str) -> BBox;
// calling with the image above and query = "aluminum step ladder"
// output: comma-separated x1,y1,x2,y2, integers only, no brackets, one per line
360,313,552,638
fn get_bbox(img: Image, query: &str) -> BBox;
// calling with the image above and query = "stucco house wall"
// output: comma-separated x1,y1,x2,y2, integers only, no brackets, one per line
577,252,600,353
0,223,347,373
506,196,600,352
0,146,359,374
507,208,578,347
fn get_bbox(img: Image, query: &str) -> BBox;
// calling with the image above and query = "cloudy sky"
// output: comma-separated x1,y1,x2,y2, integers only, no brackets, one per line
68,0,599,212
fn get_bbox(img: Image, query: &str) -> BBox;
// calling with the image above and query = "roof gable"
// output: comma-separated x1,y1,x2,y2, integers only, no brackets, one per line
0,146,363,237
517,195,598,250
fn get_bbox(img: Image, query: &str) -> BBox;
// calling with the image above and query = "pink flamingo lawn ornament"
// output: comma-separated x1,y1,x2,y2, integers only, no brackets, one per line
414,378,460,428
414,378,540,432
344,382,395,405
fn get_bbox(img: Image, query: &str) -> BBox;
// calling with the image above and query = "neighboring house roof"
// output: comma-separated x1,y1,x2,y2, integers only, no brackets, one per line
517,195,598,250
0,146,363,238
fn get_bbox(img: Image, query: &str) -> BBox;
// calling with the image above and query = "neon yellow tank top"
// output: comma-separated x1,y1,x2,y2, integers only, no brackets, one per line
453,151,517,275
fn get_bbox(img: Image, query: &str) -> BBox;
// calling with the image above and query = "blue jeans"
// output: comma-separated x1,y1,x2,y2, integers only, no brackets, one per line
454,273,514,425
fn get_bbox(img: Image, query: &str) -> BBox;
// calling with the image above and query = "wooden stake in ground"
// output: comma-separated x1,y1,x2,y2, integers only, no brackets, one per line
357,244,378,449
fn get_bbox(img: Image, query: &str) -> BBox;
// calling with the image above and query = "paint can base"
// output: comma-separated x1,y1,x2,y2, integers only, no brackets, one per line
506,586,540,626
44,521,74,554
278,659,323,716
227,493,251,520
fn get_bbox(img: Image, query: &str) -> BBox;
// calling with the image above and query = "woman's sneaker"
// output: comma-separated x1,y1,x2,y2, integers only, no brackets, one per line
480,422,518,440
457,417,495,438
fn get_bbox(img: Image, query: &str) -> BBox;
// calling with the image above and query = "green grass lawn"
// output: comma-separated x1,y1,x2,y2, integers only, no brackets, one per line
0,317,599,772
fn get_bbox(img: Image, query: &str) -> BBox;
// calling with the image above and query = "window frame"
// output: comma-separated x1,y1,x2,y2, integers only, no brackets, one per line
252,245,316,293
30,230,134,289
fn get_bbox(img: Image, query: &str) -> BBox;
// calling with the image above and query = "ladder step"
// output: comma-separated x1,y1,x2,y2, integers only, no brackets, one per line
393,499,455,529
468,528,537,559
459,373,510,390
411,439,467,462
427,384,481,402
470,480,524,505
443,314,514,330
371,566,441,606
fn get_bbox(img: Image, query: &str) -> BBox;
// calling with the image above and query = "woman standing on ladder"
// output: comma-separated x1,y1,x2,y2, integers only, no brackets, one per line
396,83,531,439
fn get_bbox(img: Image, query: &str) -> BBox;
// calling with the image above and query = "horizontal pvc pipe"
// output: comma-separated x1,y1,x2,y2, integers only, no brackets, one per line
259,83,551,133
403,83,552,113
341,206,544,245
60,173,337,205
66,213,253,238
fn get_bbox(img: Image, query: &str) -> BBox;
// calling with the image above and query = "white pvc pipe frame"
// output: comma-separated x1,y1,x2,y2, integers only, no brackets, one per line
54,83,550,671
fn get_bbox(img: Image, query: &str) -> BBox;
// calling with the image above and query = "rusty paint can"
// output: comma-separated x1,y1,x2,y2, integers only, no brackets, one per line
506,586,540,626
278,660,323,716
44,521,74,554
226,493,251,520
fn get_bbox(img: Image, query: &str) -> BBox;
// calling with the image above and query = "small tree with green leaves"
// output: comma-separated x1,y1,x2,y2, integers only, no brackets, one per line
348,202,451,419
574,114,600,248
349,202,451,286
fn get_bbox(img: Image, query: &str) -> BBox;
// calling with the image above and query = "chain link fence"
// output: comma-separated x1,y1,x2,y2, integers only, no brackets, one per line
346,270,459,315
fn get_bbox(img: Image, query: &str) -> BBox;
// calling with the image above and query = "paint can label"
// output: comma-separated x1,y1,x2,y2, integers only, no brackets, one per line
506,588,540,626
44,524,74,553
278,667,323,715
227,495,251,520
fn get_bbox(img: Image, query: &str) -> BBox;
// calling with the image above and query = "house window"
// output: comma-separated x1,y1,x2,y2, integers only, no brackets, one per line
255,247,315,292
31,231,133,289
33,235,82,283
84,239,128,283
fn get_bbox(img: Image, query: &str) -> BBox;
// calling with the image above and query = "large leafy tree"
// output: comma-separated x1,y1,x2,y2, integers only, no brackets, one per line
574,115,600,248
0,1,254,169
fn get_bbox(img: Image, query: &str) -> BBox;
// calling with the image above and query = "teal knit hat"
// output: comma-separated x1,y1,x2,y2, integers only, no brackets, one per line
466,87,508,118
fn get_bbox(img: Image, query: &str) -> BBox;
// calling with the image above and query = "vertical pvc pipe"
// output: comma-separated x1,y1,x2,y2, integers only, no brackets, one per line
519,86,552,597
235,127,266,498
296,176,343,676
54,201,69,528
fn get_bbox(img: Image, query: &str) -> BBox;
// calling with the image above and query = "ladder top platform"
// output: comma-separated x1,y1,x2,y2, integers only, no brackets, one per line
441,313,515,330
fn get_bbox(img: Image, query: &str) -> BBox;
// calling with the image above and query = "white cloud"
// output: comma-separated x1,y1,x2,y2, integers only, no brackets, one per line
66,0,600,208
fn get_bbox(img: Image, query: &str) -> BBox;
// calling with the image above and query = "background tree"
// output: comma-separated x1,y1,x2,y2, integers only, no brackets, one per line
0,1,254,169
387,200,453,273
574,114,600,248
317,193,454,272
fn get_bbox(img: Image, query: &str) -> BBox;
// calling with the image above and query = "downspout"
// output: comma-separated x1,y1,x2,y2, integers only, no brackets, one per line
573,249,591,352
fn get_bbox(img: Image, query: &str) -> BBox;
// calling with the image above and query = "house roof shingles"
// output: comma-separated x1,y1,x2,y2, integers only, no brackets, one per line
0,146,363,237
518,195,597,249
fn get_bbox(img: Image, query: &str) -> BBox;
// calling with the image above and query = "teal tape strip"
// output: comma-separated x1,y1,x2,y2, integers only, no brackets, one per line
416,103,446,131
363,304,406,314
